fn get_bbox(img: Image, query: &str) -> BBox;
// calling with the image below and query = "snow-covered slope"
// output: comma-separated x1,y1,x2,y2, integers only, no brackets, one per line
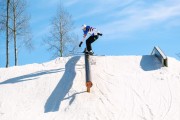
0,56,180,120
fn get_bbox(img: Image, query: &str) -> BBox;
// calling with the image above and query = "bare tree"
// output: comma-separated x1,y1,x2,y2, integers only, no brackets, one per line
9,0,32,66
0,2,3,67
0,0,32,67
0,0,7,67
44,4,78,58
6,0,10,68
0,1,5,32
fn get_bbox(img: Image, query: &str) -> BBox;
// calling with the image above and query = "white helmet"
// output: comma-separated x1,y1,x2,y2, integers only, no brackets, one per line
81,24,86,30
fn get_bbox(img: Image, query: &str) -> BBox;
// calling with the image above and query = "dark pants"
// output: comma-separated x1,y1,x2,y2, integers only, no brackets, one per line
86,35,98,51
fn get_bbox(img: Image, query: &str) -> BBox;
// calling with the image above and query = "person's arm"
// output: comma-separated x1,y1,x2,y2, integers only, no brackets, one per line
79,34,87,47
82,34,86,42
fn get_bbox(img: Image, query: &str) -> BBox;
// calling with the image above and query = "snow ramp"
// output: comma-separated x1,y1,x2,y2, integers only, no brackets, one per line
0,56,180,120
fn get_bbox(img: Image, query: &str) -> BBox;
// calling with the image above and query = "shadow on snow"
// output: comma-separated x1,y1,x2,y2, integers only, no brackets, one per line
140,55,162,71
0,68,64,85
44,56,84,113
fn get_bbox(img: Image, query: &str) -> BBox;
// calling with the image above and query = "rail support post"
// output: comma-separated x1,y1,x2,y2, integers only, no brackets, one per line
84,54,93,92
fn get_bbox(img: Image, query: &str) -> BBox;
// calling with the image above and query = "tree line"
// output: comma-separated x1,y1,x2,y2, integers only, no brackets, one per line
0,0,78,68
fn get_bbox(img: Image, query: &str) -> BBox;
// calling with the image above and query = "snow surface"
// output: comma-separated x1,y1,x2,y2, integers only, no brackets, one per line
0,55,180,120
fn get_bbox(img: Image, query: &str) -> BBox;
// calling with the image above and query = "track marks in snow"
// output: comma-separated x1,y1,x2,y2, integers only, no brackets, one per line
92,56,178,120
0,56,180,120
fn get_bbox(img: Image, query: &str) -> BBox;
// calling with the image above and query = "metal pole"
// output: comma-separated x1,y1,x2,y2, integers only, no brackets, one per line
84,54,93,92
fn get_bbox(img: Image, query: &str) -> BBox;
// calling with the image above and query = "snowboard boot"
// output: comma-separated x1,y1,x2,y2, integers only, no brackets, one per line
88,50,94,55
83,48,88,53
83,48,94,55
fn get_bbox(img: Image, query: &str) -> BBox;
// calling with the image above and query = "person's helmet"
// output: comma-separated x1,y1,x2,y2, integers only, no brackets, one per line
81,24,86,30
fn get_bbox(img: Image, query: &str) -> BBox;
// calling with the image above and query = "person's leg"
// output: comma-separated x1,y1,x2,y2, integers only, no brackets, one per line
86,36,98,51
86,36,94,51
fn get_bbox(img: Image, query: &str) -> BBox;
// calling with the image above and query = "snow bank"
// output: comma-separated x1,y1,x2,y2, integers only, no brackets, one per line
0,56,180,120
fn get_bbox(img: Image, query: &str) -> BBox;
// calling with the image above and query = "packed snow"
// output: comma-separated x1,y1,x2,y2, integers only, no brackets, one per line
0,55,180,120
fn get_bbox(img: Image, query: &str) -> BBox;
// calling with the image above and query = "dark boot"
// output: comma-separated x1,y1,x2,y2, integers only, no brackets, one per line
88,50,94,55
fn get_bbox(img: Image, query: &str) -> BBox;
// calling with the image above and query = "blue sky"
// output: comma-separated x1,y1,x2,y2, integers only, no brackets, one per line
0,0,180,67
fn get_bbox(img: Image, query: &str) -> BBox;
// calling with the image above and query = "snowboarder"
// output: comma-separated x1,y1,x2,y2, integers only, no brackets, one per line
79,24,102,55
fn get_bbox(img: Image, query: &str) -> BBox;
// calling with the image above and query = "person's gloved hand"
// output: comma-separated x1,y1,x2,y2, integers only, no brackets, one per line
98,33,103,36
79,41,83,47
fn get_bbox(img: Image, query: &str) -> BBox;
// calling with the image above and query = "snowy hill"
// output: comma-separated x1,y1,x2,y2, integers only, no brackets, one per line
0,56,180,120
